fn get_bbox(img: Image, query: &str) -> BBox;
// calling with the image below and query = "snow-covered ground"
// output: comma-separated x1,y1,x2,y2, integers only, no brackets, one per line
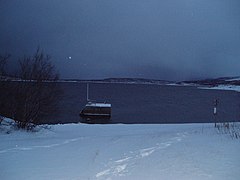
1,118,240,180
199,85,240,92
225,77,240,82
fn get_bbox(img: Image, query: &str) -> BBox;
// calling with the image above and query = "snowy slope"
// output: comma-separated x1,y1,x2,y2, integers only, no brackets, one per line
199,85,240,92
0,119,240,180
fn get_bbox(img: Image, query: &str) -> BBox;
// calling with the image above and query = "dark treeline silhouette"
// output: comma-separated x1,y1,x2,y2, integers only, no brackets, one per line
0,48,61,130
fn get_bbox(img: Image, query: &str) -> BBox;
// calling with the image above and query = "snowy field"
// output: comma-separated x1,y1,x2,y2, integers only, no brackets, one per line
199,85,240,92
1,118,240,180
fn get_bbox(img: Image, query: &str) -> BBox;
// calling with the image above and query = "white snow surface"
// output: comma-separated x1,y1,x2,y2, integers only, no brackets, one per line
199,85,240,92
1,119,240,180
225,77,240,82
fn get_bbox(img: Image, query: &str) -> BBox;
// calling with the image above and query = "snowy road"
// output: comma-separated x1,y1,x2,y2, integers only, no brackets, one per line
1,122,240,180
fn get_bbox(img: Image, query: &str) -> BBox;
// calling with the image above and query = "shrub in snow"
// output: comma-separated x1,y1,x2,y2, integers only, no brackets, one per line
215,122,240,139
0,117,16,133
0,48,61,130
0,54,10,77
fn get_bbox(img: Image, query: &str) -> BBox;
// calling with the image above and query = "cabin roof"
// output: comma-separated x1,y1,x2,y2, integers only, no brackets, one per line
86,102,111,108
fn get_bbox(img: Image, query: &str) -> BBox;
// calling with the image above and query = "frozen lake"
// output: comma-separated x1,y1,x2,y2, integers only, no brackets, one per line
42,82,240,124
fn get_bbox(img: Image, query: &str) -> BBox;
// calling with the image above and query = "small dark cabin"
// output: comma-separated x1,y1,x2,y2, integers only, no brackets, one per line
80,102,111,118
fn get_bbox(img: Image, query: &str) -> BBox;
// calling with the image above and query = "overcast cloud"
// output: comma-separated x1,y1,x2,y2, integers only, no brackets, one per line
1,0,240,80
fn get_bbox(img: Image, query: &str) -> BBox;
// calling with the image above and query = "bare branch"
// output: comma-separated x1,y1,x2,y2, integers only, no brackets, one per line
0,53,10,76
1,48,61,129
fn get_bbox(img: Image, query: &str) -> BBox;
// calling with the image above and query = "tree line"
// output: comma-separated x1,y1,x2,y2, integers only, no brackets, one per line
0,48,61,130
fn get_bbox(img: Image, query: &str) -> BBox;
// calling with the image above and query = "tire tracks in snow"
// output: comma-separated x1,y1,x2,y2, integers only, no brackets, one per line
0,137,85,154
95,132,188,180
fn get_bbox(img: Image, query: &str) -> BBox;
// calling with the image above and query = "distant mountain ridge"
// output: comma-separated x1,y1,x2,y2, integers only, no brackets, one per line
60,78,174,85
181,76,240,86
2,75,240,86
96,78,173,84
62,76,240,86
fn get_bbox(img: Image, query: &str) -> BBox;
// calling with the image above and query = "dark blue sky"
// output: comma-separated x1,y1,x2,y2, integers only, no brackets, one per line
1,0,240,80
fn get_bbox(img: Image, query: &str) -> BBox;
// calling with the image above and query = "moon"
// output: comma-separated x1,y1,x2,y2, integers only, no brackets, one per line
68,56,72,60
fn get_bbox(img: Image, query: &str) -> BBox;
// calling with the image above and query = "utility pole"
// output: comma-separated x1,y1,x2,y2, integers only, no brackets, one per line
87,83,89,102
213,99,218,127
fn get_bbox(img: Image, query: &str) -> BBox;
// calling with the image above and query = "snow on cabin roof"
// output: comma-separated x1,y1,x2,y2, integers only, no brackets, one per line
86,102,111,107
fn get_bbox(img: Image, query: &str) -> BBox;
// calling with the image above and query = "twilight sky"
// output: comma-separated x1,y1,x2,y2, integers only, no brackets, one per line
1,0,240,81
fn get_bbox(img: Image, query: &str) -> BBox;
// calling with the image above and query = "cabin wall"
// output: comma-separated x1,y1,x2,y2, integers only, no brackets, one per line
81,107,111,115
